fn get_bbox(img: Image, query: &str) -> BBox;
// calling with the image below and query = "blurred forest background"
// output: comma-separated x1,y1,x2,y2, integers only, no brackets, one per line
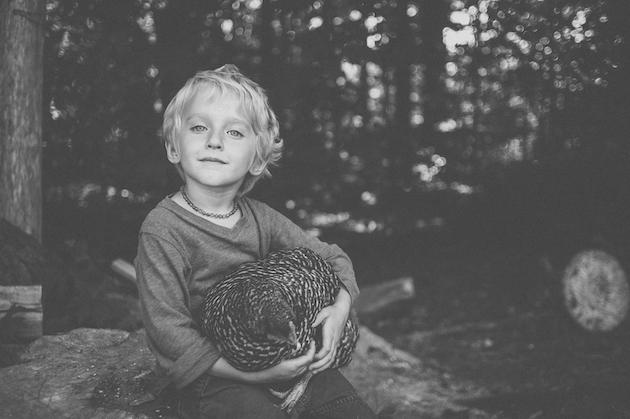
34,0,630,267
3,1,630,415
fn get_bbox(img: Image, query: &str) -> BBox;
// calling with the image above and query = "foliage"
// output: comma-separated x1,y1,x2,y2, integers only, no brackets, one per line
42,0,628,226
45,0,162,188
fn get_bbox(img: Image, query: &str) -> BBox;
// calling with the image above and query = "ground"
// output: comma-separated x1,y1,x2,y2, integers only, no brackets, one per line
5,215,630,418
336,229,630,418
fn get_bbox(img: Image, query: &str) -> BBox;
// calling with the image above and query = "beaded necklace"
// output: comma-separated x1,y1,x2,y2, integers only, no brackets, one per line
180,186,239,219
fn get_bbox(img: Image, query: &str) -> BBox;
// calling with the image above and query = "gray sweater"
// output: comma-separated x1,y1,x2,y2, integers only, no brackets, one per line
135,196,359,389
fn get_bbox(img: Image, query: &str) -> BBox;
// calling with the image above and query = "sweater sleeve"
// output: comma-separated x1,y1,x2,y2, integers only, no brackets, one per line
135,232,221,389
261,204,360,302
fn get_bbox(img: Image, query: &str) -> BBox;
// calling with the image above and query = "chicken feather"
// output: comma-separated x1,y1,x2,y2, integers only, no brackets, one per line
201,247,359,412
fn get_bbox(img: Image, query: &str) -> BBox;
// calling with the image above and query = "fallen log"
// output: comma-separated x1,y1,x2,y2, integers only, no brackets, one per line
405,312,540,346
110,259,416,316
0,285,42,342
110,258,137,285
354,276,415,315
355,325,421,367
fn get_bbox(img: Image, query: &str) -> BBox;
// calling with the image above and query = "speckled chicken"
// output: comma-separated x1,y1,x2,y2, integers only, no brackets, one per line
201,247,359,412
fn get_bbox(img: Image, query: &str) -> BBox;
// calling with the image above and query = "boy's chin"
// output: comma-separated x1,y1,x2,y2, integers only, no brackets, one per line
192,179,244,191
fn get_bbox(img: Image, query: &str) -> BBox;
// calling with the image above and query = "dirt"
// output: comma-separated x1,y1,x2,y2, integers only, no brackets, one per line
7,218,630,418
339,230,630,419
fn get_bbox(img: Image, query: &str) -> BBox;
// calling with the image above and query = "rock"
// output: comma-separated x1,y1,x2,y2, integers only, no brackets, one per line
344,327,489,418
0,328,176,419
0,327,488,418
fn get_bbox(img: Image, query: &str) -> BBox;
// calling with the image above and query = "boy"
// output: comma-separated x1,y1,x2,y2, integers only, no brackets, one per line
135,65,376,418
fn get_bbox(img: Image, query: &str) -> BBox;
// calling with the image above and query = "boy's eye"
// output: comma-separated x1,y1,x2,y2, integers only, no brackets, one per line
191,125,207,133
227,129,244,137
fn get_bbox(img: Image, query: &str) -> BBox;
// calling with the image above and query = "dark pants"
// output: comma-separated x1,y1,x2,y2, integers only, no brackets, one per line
177,369,376,419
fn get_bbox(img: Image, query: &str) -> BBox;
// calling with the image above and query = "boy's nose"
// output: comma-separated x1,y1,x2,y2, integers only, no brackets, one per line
206,132,223,149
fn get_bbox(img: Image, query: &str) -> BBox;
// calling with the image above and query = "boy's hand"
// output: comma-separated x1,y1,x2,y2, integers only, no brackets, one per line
252,340,316,383
309,292,351,374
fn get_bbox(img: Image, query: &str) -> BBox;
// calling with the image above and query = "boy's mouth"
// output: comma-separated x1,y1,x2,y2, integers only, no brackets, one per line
199,157,227,164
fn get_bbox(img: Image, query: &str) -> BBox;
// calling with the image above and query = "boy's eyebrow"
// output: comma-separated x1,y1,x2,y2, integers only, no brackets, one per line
185,113,252,127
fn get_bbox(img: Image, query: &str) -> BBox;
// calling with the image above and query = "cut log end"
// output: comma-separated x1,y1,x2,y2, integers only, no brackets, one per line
0,285,43,342
562,249,630,332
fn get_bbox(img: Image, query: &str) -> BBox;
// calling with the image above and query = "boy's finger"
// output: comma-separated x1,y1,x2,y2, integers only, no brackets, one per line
289,340,314,365
315,327,332,359
319,348,336,371
312,310,326,328
310,352,333,373
296,343,316,369
298,340,316,363
309,358,326,371
310,344,334,370
314,344,330,361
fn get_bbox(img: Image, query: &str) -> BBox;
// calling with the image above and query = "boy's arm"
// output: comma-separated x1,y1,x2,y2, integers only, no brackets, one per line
260,205,357,372
136,232,221,389
209,340,316,383
137,228,317,387
261,204,360,302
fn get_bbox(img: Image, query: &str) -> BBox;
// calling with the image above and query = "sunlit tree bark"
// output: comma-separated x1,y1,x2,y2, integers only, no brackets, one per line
419,0,448,133
394,0,411,129
260,0,279,90
0,0,46,241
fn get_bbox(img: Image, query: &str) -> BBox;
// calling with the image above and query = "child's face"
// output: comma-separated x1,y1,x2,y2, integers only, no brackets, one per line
168,89,262,194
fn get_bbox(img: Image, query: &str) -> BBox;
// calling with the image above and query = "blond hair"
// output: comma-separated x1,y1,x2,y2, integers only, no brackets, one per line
162,64,283,195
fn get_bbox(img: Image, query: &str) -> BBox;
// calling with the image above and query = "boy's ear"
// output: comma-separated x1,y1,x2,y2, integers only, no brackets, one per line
249,161,266,176
165,142,180,163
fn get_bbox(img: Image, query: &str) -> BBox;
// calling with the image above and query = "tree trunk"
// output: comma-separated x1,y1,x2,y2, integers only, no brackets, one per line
154,0,199,112
394,0,411,130
260,0,279,91
419,0,448,133
0,0,45,241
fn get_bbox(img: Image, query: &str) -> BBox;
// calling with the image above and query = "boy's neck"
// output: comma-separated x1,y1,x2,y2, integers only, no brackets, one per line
183,183,239,213
173,184,243,229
